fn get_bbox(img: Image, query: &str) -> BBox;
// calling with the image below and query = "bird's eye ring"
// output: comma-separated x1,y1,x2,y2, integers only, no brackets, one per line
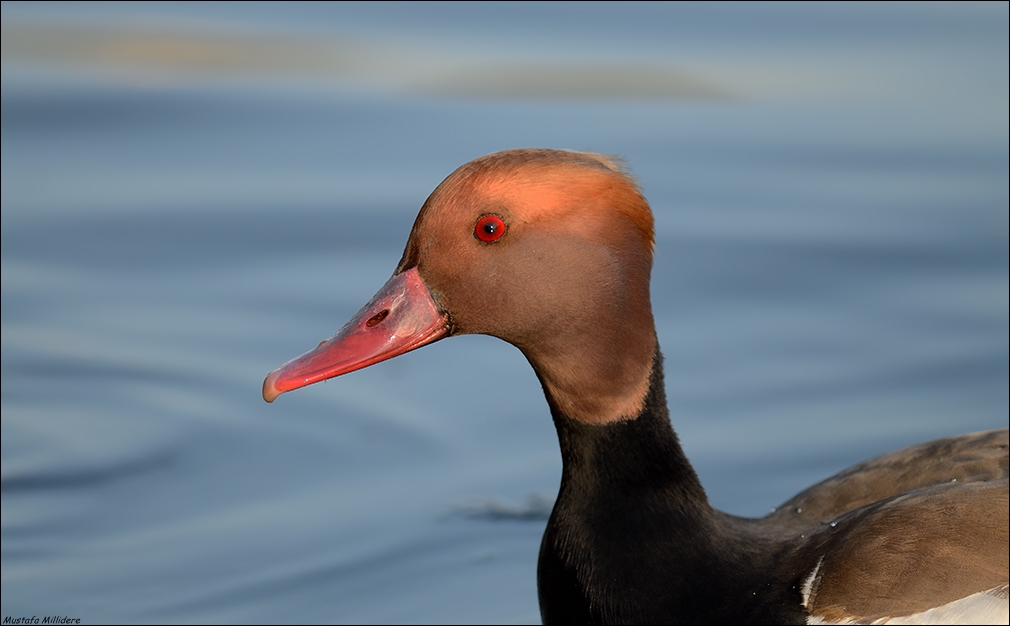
474,214,507,243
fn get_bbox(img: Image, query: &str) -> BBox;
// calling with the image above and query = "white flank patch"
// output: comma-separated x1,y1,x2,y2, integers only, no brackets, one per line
807,585,1009,625
801,556,824,608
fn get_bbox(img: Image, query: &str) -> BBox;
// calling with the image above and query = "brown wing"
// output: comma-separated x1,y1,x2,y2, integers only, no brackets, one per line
767,429,1008,532
803,477,1009,621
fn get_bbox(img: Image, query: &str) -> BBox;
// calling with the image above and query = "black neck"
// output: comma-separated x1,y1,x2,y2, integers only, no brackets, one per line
551,348,706,502
537,348,805,624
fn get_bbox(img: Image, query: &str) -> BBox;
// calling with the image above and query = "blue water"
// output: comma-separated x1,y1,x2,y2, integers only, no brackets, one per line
2,3,1007,623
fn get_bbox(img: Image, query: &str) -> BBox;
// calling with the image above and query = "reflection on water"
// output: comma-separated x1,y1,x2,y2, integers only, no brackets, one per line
2,3,1007,624
0,22,730,100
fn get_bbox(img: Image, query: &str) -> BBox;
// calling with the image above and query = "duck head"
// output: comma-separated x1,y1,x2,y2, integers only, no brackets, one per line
263,149,657,424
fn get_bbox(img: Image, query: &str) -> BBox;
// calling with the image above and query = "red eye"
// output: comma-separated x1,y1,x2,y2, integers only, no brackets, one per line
474,214,507,243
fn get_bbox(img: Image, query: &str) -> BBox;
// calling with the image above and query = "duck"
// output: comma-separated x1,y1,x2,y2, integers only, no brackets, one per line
262,149,1009,624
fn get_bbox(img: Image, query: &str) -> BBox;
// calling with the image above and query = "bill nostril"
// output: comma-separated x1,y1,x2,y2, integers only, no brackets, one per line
366,309,390,327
